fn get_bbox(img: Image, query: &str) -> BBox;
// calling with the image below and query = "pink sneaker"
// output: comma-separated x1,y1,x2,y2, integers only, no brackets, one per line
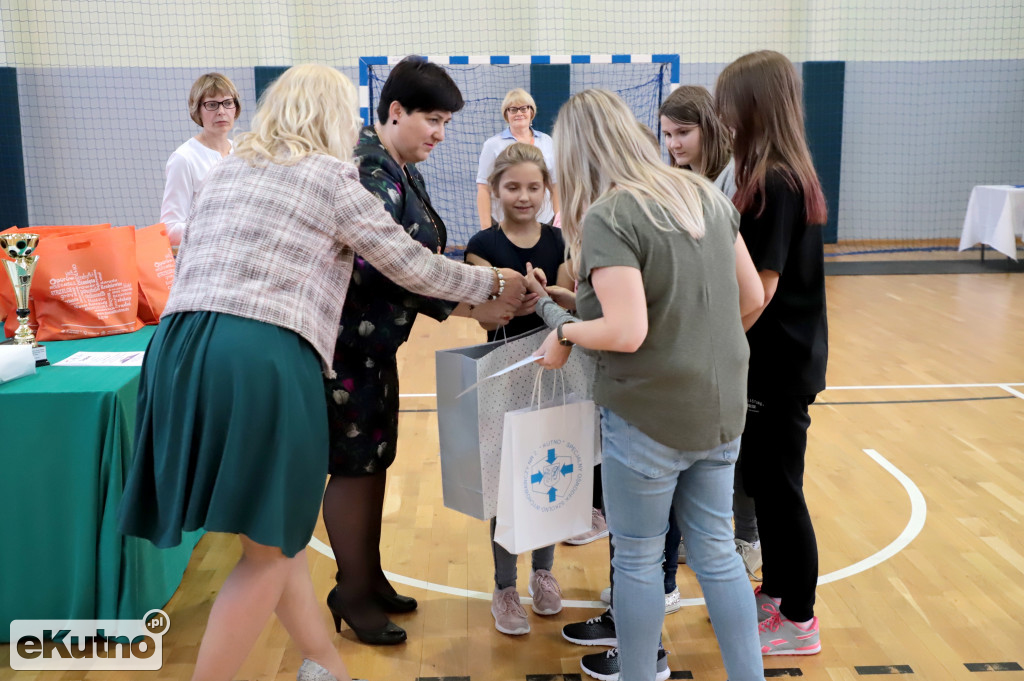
491,586,530,635
759,612,821,656
564,508,609,545
528,569,563,615
754,584,780,623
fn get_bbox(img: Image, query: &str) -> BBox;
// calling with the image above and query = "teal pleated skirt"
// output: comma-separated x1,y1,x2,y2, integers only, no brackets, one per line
117,311,328,557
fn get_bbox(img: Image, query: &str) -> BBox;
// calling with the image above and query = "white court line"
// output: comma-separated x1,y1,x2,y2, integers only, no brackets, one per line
999,384,1024,400
307,536,603,608
400,381,1024,399
309,447,926,609
817,449,927,584
824,382,1024,391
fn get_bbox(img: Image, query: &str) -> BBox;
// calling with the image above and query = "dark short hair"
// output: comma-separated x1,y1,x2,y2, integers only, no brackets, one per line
376,57,465,123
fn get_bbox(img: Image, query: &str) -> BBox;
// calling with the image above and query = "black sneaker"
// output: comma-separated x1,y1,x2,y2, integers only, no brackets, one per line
580,646,670,681
562,609,617,646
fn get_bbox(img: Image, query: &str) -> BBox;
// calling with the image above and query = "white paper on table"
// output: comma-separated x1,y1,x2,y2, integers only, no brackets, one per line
0,344,36,383
54,351,146,367
456,353,542,398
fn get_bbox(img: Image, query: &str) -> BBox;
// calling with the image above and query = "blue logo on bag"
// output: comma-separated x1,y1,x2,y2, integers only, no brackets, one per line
523,441,583,512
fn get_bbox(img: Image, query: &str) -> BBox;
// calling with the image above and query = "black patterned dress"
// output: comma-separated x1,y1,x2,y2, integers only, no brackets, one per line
326,127,456,477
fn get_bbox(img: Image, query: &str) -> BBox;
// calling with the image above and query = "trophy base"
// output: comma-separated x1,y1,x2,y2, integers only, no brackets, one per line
0,339,48,366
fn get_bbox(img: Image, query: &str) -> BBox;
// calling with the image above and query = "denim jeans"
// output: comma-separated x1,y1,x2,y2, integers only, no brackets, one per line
600,407,763,681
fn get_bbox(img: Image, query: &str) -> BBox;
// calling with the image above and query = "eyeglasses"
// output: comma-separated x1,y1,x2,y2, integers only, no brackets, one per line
506,105,533,115
202,99,236,112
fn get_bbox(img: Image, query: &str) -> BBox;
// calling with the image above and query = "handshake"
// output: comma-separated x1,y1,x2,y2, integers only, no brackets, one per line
470,263,575,327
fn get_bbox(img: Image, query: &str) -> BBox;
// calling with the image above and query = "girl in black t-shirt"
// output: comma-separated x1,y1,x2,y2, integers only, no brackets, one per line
466,143,574,342
465,142,574,636
716,50,829,656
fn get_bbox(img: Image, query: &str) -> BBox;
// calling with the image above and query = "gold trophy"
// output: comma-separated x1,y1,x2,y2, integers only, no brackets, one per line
0,233,48,366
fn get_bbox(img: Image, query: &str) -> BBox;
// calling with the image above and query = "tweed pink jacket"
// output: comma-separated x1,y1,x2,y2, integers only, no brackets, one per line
165,153,493,374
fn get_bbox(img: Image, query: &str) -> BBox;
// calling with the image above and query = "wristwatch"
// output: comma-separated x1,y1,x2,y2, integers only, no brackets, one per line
557,321,574,347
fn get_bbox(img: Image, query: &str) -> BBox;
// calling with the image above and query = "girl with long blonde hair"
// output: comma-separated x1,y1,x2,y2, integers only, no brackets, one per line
536,88,764,681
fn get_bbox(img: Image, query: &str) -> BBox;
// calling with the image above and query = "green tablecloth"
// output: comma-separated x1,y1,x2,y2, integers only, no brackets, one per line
0,327,202,642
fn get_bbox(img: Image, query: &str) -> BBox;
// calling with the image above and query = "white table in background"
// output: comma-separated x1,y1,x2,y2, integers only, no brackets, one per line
959,185,1024,260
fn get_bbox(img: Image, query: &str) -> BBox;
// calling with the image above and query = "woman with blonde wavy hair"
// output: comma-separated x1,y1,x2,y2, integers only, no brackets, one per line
535,89,765,681
117,64,525,681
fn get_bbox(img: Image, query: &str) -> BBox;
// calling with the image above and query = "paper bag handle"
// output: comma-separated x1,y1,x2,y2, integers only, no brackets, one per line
529,366,567,410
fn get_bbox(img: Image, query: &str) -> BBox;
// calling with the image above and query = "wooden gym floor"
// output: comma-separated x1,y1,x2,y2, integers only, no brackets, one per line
2,271,1023,681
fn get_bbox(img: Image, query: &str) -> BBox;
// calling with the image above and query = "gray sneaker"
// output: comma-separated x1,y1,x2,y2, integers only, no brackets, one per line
754,585,779,623
528,569,563,615
736,538,763,581
759,613,821,655
491,586,530,635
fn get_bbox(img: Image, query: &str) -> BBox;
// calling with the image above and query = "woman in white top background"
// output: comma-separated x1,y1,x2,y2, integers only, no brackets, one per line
475,88,558,230
160,72,241,247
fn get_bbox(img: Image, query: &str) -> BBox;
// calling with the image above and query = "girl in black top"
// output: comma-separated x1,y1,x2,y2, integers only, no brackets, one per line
716,50,829,656
465,142,575,635
466,143,574,341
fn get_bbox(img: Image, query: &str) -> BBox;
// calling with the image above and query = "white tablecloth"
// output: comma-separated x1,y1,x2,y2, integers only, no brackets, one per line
959,185,1024,260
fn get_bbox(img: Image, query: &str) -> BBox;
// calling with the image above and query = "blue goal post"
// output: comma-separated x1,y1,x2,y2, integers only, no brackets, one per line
358,53,680,126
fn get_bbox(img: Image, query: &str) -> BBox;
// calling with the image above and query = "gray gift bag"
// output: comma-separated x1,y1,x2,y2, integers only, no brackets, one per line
436,328,595,520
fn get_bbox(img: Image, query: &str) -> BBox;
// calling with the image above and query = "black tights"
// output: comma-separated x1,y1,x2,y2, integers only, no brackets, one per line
322,470,400,630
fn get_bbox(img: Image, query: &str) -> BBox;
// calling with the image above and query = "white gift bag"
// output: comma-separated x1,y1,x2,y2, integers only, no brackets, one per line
436,328,596,520
494,371,596,554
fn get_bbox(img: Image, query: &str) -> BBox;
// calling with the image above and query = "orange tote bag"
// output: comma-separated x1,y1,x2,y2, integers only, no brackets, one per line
9,226,145,341
135,223,176,324
1,224,110,326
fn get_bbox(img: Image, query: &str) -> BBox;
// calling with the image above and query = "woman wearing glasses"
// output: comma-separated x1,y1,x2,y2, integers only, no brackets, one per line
161,72,241,248
475,89,559,230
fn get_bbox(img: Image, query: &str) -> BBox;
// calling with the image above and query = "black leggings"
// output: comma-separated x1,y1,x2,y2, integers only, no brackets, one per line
739,393,819,622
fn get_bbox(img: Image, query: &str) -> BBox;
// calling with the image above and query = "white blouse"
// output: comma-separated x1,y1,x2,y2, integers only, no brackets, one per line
160,137,232,246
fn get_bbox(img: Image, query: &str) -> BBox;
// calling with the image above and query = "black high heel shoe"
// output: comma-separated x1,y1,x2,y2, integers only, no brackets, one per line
326,585,407,646
334,571,418,614
375,590,417,613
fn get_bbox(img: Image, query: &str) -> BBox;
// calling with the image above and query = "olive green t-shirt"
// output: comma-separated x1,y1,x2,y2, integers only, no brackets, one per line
575,186,749,451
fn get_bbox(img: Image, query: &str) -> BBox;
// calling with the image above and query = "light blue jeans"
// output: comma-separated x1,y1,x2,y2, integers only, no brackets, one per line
600,408,763,681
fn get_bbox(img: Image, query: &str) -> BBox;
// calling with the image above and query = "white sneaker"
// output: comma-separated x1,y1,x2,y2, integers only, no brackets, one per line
735,538,763,581
665,587,681,614
599,586,612,604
